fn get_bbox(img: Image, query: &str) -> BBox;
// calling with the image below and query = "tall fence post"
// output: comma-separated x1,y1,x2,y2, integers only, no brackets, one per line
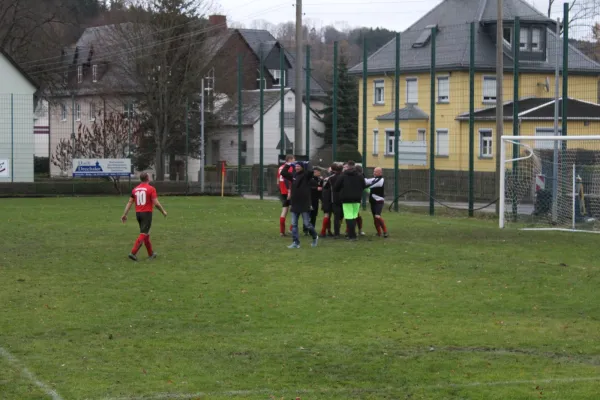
280,48,285,158
185,99,189,186
200,79,205,193
361,35,368,210
394,33,400,212
259,46,264,200
11,93,14,183
429,26,437,216
238,53,243,196
468,22,475,217
561,3,569,196
332,41,338,162
128,102,132,192
306,45,311,159
512,18,520,221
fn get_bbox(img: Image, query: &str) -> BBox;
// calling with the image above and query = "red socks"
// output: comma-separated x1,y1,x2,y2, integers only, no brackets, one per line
279,217,286,234
131,234,145,255
144,234,153,256
379,218,387,234
320,216,330,236
374,218,382,235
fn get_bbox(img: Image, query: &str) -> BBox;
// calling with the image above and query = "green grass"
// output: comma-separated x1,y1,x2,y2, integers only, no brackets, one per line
1,196,599,400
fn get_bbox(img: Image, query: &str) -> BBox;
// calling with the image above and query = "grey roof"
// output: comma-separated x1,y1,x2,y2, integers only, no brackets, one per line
236,29,326,96
216,89,285,126
456,97,600,120
349,0,600,75
376,105,429,120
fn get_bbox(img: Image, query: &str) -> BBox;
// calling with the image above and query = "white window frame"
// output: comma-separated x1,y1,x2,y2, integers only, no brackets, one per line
270,69,285,87
89,102,96,122
482,76,496,103
372,129,379,155
531,28,541,52
437,76,449,103
75,103,81,121
92,65,97,82
435,129,449,156
417,128,426,142
479,129,493,158
520,27,529,50
77,66,82,83
60,104,67,121
406,77,418,104
385,129,401,155
373,80,385,105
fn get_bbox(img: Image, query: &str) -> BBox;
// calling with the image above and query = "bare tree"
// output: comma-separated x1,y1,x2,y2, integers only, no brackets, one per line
111,0,217,180
548,0,600,32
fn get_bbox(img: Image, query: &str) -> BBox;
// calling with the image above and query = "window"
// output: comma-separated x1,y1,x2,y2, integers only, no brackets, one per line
123,102,135,119
373,80,385,104
205,68,215,92
520,27,528,50
60,104,67,121
479,129,493,158
92,65,97,82
503,27,512,45
437,76,449,103
240,140,247,164
280,111,294,128
406,78,418,104
77,66,82,83
483,76,496,102
75,103,81,121
372,129,379,155
417,129,426,142
436,129,449,156
535,128,560,149
270,69,285,86
385,129,400,155
531,28,541,51
89,102,96,121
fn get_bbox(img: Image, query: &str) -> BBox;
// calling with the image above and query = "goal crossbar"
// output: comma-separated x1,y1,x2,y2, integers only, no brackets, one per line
499,135,600,229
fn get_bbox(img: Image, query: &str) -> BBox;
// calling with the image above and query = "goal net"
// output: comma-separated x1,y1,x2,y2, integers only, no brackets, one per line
500,135,600,232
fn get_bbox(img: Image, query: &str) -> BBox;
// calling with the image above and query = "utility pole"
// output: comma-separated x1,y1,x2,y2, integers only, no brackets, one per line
495,0,504,215
200,78,205,193
294,0,303,156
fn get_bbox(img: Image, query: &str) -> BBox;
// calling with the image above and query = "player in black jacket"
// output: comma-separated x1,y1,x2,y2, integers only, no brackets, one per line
333,160,366,240
280,161,319,248
327,163,344,238
305,169,323,235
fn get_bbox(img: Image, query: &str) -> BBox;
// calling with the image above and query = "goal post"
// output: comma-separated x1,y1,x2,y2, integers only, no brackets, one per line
499,135,600,232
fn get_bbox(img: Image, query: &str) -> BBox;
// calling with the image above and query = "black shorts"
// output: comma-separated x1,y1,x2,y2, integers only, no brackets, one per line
136,212,153,234
280,194,290,207
370,201,384,216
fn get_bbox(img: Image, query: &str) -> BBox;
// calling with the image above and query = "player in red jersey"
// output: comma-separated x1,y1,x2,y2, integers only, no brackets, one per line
121,172,167,261
277,154,295,236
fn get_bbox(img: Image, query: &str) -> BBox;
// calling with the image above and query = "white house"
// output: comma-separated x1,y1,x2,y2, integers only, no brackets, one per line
0,49,38,182
208,89,325,166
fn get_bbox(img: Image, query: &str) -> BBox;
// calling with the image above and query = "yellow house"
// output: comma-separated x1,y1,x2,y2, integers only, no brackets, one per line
349,0,600,173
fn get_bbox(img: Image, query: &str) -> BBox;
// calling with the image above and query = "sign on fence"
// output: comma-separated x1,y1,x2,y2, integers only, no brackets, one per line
72,159,131,177
0,160,9,177
398,141,427,166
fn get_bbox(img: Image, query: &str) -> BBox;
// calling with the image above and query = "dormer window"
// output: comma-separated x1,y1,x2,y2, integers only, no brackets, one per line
77,66,82,83
520,27,528,50
531,28,541,51
270,69,285,86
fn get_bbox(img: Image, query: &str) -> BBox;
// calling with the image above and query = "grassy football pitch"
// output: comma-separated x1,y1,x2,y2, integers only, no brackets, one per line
1,196,599,400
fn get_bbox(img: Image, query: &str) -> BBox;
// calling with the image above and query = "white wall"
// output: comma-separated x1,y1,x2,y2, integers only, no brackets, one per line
207,127,254,166
0,54,36,182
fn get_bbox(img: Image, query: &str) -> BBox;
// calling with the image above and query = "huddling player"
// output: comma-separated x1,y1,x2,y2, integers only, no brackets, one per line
121,172,168,261
333,160,366,241
319,166,334,237
277,155,295,236
306,168,323,235
365,167,388,237
280,161,319,248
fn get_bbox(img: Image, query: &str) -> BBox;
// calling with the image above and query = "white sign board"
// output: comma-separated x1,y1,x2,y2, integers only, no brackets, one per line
73,159,131,177
398,141,427,166
0,160,9,177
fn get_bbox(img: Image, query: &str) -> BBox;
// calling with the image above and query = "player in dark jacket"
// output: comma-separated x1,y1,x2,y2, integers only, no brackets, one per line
326,163,344,238
305,169,323,235
319,166,335,237
333,160,366,240
280,161,319,248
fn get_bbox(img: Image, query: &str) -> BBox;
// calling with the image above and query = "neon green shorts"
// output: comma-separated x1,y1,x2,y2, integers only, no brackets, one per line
342,203,360,219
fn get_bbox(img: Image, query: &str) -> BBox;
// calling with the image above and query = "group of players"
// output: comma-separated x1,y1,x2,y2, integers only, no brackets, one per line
277,155,388,248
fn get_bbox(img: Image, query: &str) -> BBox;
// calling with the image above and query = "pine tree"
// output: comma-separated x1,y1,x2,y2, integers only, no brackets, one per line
314,52,360,161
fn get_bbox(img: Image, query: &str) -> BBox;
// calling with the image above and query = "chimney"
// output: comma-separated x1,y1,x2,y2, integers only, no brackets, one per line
208,15,227,31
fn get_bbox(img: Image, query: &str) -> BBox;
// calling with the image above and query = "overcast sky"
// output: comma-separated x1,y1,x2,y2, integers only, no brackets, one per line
215,0,593,36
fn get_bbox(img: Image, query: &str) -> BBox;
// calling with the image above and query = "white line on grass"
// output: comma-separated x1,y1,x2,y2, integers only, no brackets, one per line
0,346,64,400
104,376,600,400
